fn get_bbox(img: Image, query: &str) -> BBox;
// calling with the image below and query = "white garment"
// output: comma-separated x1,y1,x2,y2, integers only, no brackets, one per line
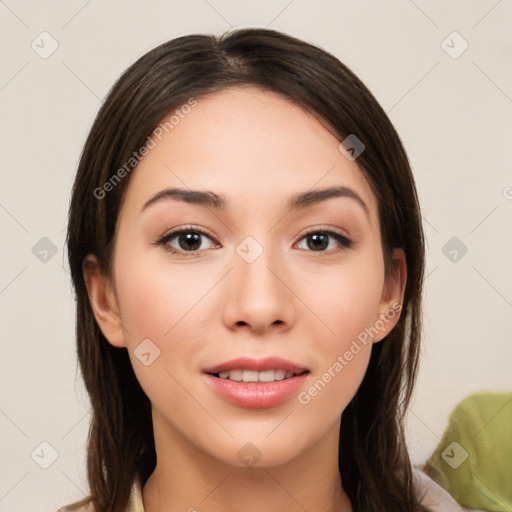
413,467,485,512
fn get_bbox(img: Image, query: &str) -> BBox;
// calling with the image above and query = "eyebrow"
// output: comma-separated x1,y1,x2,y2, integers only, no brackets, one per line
141,185,370,217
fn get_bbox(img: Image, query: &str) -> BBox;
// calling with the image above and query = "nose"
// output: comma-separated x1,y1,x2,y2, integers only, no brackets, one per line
222,242,296,334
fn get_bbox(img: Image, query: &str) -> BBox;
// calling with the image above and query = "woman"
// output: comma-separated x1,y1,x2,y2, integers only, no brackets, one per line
61,28,465,512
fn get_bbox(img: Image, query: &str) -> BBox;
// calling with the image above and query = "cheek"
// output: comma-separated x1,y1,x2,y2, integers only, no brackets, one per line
295,251,385,340
113,248,219,395
115,249,212,340
293,253,384,407
301,347,372,416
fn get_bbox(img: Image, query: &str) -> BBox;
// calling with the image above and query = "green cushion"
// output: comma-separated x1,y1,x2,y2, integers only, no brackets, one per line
424,392,512,511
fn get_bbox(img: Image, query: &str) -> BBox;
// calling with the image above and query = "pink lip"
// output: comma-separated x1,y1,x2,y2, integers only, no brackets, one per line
203,372,309,408
203,356,309,375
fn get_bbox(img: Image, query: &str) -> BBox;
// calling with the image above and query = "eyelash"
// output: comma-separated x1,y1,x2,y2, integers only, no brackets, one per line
154,224,354,257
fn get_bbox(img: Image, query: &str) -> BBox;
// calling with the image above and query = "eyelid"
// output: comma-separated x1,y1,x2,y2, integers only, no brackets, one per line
298,225,351,241
153,224,218,248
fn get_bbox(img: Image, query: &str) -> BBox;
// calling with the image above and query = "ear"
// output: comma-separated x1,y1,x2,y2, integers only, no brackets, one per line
82,254,127,348
372,248,407,343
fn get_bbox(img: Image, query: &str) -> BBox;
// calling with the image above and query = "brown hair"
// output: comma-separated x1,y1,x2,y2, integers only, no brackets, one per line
66,28,426,511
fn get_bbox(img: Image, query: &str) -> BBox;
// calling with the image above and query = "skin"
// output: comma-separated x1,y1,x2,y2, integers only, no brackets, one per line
84,86,407,512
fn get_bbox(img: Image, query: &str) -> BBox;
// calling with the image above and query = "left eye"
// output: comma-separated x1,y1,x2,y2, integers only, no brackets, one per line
296,230,352,252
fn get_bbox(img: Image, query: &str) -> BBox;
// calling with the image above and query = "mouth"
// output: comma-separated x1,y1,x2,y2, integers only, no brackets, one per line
203,356,310,382
207,368,310,382
202,368,310,409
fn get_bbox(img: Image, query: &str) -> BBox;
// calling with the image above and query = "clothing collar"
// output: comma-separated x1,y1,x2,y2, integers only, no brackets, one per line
126,475,145,512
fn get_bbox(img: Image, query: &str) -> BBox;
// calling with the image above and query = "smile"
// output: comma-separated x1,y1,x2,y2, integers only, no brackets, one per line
212,369,308,382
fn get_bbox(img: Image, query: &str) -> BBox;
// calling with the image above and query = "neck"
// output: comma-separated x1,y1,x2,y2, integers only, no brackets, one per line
142,410,353,512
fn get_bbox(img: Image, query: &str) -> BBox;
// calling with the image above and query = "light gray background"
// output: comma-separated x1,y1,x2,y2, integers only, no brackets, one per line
1,1,511,511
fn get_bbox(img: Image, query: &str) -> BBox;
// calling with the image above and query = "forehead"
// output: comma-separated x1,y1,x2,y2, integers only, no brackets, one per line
119,86,379,224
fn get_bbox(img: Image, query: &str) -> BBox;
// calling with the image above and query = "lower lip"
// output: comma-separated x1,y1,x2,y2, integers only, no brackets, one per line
203,372,309,409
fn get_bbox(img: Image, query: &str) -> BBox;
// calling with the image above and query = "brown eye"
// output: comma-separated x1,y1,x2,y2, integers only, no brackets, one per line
296,230,353,253
173,231,203,251
157,227,218,255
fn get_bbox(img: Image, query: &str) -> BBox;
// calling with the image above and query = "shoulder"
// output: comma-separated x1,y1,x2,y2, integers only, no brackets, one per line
56,499,94,512
412,467,479,512
56,476,144,512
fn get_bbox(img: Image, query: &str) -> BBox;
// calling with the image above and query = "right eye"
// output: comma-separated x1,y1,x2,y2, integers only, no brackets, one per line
155,226,219,256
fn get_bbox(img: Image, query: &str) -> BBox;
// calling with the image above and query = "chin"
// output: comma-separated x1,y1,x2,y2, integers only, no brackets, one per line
204,434,310,470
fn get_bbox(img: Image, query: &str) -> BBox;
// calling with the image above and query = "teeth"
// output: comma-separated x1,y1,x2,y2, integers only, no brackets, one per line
217,369,298,382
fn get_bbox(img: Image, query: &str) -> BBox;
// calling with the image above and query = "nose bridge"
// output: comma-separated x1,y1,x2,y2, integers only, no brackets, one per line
223,232,295,331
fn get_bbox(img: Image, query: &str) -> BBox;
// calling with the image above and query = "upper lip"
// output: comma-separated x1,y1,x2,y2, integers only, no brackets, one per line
203,356,309,375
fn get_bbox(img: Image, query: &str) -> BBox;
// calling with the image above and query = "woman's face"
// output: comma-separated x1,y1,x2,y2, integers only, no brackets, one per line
85,86,405,468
